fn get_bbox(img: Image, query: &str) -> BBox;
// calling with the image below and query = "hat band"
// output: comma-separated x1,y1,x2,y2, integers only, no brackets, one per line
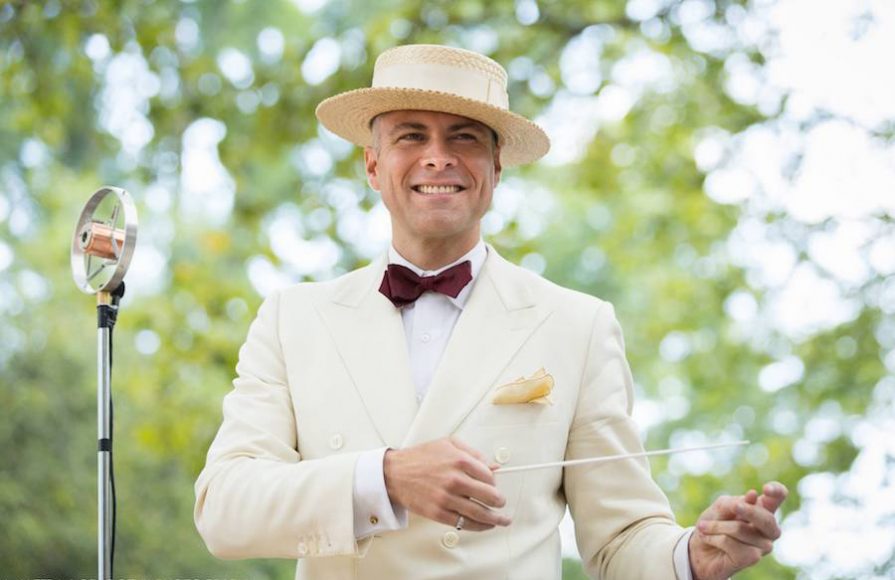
372,63,509,110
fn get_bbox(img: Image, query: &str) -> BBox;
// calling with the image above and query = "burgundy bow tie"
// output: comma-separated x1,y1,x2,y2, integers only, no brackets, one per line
379,261,473,308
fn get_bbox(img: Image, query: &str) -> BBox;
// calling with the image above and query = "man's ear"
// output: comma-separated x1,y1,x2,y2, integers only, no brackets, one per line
364,147,380,192
493,145,503,184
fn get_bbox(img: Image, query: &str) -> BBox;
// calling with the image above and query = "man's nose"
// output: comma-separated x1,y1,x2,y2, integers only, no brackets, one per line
420,139,457,170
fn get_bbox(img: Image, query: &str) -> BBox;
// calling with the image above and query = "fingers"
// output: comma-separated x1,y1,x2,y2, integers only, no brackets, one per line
448,439,496,486
707,494,741,520
431,506,496,532
420,477,510,531
451,436,489,465
731,482,787,541
697,530,765,569
704,489,782,540
691,483,788,578
710,482,788,524
444,469,506,510
448,495,511,528
443,442,510,528
697,519,774,553
734,501,781,541
384,437,512,532
450,517,493,532
757,481,788,513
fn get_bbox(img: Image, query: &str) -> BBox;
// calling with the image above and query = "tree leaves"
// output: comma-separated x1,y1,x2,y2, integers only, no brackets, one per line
1,1,889,577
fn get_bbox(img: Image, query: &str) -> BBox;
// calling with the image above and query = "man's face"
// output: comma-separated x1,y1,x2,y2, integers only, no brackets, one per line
364,110,502,252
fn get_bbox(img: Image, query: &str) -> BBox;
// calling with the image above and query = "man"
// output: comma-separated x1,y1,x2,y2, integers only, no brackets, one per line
194,44,787,579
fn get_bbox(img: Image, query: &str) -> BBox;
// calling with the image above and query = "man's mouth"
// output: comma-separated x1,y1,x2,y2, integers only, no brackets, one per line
412,185,465,195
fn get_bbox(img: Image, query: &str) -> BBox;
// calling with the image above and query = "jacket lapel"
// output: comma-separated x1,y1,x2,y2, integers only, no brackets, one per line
403,246,553,446
314,253,419,449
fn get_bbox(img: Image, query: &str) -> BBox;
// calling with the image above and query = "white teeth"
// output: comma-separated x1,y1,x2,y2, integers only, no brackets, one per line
416,185,461,194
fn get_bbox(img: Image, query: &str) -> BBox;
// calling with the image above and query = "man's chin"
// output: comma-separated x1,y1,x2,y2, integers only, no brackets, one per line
405,226,477,245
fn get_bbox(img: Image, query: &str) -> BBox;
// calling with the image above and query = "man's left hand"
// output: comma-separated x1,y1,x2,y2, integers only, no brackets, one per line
689,481,788,580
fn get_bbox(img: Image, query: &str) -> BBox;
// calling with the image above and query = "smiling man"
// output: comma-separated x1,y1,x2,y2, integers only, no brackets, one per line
366,110,500,269
195,44,787,580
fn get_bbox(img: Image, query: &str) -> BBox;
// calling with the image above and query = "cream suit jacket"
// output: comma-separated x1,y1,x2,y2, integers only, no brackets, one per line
194,244,687,579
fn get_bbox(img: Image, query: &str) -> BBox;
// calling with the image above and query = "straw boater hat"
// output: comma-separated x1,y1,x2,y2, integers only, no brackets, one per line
315,44,550,166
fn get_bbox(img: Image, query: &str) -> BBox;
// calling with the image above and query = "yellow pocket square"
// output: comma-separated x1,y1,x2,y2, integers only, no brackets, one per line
492,368,554,405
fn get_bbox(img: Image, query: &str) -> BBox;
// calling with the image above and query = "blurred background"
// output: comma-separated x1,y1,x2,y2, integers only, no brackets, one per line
2,0,893,578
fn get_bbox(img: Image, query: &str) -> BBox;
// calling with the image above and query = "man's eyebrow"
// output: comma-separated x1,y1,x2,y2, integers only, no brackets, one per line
448,122,489,133
388,122,428,134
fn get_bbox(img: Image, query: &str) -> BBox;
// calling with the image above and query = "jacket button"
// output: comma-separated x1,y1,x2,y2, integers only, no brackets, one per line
329,434,344,450
495,446,511,464
442,531,460,548
297,541,308,556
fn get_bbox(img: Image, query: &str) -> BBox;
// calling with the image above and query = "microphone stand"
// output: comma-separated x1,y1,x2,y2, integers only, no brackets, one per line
72,186,137,579
97,282,124,580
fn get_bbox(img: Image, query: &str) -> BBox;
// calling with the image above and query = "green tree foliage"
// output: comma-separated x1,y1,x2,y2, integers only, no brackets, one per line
1,0,890,578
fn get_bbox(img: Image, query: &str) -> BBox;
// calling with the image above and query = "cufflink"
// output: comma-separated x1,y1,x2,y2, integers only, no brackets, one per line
369,514,379,526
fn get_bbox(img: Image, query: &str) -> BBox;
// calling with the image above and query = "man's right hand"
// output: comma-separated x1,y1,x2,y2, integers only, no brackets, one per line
383,437,511,532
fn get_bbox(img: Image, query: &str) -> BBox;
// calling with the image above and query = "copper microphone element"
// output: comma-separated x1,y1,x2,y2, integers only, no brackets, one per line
78,221,126,260
71,186,137,295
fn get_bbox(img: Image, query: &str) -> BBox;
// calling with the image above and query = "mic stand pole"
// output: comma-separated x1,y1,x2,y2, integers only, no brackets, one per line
97,282,124,580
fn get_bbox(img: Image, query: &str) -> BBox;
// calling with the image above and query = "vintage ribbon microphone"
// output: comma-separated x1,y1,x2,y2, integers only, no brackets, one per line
70,186,138,580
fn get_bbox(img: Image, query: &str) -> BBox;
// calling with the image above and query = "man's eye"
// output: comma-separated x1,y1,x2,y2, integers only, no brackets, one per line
454,133,478,141
398,133,424,141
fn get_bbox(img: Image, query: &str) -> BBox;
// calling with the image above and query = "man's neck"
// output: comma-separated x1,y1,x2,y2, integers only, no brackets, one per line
391,235,480,271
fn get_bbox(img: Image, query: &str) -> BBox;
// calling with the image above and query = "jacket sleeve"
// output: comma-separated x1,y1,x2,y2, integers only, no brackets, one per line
194,290,370,560
564,301,688,579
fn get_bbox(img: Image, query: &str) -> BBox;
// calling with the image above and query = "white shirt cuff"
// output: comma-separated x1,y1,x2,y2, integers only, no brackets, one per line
674,527,694,580
352,447,408,539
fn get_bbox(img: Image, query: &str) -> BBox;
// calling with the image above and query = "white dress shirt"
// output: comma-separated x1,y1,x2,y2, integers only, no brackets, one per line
352,240,487,539
349,239,694,578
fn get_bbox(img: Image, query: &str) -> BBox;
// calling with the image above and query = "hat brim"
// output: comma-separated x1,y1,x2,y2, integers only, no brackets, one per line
315,87,550,167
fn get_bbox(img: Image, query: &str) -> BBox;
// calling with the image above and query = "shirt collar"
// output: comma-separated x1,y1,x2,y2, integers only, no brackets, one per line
387,239,487,309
